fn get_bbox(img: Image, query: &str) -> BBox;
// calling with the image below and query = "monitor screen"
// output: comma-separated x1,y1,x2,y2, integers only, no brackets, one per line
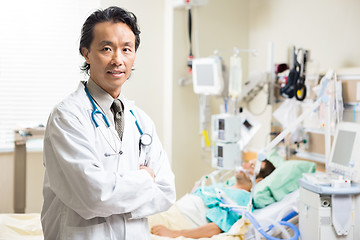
192,57,224,95
217,145,223,157
332,129,356,167
219,119,225,130
195,64,214,86
327,122,360,181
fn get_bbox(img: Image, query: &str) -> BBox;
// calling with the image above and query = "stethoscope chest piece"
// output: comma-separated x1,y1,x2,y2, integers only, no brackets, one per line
140,133,152,146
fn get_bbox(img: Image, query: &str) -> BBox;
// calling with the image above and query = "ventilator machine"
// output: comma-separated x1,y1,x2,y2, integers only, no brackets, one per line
298,121,360,240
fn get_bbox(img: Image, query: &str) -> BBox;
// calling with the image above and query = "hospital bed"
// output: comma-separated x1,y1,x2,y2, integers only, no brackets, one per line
148,190,300,240
148,152,316,240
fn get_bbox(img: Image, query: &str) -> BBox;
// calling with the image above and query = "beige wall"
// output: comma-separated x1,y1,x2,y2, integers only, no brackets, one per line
248,0,360,71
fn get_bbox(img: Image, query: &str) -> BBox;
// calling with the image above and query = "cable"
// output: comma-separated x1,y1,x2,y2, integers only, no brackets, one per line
224,97,228,113
267,210,298,231
187,7,193,72
188,8,192,56
244,211,300,240
219,188,300,240
246,90,269,116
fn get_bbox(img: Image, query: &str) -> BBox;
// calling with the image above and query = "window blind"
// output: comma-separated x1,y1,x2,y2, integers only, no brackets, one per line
0,0,99,150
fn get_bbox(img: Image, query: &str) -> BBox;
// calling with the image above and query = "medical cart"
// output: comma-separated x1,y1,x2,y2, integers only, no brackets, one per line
298,176,360,239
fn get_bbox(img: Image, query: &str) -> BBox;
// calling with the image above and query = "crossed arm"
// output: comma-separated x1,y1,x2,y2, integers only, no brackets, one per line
151,222,222,239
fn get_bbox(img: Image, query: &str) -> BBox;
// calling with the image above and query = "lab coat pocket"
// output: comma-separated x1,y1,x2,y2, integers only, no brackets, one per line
64,222,112,240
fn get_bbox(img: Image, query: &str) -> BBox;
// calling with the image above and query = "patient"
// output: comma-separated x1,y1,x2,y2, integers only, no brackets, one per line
151,159,275,238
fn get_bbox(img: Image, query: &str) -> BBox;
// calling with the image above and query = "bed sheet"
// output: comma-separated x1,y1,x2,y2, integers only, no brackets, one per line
0,213,43,240
253,188,299,219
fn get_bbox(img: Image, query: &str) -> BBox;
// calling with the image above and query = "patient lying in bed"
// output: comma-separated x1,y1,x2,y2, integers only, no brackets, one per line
150,160,275,239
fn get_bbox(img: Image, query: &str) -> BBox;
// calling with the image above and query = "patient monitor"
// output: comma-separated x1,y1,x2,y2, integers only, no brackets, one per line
327,121,360,182
192,57,224,95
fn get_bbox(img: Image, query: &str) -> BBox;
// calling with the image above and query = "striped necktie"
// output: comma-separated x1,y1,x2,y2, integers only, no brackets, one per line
111,99,124,140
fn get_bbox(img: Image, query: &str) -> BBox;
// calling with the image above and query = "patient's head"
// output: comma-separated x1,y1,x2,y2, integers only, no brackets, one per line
242,159,275,183
233,159,275,191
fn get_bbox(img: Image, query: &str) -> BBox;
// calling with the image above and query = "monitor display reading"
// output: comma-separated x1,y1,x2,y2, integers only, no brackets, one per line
192,57,224,95
196,64,214,86
332,130,356,167
218,145,223,157
219,119,225,130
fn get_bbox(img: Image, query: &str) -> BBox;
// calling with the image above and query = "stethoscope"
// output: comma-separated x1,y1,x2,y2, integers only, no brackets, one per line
83,82,152,158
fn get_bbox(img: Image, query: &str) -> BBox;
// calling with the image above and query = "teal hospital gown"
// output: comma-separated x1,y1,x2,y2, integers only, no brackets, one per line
192,184,251,232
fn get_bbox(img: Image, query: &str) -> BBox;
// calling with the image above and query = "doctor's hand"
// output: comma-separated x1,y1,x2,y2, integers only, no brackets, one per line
140,165,155,180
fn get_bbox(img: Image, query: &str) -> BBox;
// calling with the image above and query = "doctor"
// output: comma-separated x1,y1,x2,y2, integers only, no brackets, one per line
41,6,176,240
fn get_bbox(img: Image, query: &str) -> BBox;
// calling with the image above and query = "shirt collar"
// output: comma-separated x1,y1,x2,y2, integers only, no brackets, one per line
86,78,115,115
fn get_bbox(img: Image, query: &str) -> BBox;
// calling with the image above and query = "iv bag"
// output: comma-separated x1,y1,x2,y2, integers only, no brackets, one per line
229,55,243,99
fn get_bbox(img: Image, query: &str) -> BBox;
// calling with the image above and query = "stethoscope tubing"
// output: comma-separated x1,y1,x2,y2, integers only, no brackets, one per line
84,82,152,147
84,82,110,128
130,110,143,135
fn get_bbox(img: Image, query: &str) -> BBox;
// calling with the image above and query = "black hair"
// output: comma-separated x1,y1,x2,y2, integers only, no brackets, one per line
256,159,275,179
79,6,141,74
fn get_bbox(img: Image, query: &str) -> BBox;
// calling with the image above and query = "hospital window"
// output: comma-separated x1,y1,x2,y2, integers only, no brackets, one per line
0,0,99,151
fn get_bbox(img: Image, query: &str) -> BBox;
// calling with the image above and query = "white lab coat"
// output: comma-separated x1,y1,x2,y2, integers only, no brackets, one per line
41,82,176,240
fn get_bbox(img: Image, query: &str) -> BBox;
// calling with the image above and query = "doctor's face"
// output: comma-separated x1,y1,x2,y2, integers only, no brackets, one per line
81,21,136,98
